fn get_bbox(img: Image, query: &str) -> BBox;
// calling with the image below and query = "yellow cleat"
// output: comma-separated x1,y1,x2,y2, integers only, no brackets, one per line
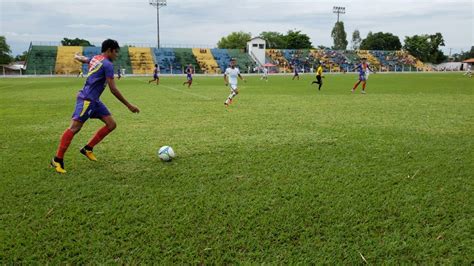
51,158,66,174
80,147,97,161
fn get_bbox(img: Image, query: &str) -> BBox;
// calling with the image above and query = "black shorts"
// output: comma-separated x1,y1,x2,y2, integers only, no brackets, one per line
316,75,322,82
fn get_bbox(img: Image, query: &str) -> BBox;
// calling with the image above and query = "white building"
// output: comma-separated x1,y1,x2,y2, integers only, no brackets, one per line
247,37,266,67
1,61,25,75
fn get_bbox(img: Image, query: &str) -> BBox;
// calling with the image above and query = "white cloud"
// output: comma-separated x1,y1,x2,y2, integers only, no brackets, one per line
66,24,113,29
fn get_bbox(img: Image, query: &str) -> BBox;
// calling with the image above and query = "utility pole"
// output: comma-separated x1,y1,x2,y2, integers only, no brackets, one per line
333,6,346,22
149,0,167,48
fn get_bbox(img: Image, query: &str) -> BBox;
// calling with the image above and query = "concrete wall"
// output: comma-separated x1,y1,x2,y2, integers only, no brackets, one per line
247,38,266,66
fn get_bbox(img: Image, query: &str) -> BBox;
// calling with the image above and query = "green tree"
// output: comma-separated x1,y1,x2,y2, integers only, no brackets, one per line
0,36,12,64
61,38,94,46
217,32,252,49
360,32,402,50
351,30,362,50
14,51,28,62
453,46,474,61
259,31,287,49
331,21,348,50
284,30,312,49
404,33,447,63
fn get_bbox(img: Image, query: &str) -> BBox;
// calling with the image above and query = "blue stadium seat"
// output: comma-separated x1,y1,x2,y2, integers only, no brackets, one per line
211,49,232,72
152,48,182,74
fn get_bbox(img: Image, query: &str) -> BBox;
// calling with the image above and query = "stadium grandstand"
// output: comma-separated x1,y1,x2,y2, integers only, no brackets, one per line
21,43,433,76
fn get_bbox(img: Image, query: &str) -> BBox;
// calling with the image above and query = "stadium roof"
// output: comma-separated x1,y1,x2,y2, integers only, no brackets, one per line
1,61,25,70
462,58,474,63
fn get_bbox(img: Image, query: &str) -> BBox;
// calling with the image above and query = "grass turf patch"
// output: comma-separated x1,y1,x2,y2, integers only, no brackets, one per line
0,73,472,263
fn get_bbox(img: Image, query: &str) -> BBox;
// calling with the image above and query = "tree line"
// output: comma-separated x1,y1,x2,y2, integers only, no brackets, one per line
1,32,473,65
217,22,473,64
217,31,313,50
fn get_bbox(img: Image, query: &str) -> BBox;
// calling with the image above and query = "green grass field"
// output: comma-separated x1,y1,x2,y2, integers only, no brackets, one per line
0,73,473,263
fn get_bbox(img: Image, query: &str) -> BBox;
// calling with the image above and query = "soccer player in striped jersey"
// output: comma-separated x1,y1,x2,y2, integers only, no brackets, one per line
292,65,300,80
51,39,140,174
149,64,160,85
351,58,375,94
183,64,194,88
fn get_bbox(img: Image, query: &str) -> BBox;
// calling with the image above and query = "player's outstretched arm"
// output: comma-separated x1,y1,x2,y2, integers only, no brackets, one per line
238,74,246,82
107,78,140,113
74,53,90,64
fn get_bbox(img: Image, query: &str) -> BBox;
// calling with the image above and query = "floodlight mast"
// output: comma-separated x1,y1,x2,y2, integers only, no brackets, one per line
149,0,167,48
333,6,346,22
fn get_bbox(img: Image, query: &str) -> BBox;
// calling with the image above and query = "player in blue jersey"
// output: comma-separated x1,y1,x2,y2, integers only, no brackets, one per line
149,64,160,85
183,64,194,88
351,58,375,94
117,66,122,80
51,39,140,174
292,65,300,80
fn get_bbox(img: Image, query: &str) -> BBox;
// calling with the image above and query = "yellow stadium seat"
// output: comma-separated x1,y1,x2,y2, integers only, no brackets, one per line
55,46,83,75
192,48,220,74
357,50,381,69
266,49,291,73
128,47,155,74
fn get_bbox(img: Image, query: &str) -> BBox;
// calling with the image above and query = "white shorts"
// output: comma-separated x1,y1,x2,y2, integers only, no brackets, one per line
230,84,238,92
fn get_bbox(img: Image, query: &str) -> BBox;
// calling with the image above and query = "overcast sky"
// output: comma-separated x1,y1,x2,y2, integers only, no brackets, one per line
1,0,473,56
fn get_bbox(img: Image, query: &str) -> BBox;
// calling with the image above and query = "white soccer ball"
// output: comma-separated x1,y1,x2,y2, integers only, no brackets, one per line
158,146,175,162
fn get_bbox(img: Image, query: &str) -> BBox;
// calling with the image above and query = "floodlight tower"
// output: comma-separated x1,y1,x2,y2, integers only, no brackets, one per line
333,6,346,22
149,0,167,48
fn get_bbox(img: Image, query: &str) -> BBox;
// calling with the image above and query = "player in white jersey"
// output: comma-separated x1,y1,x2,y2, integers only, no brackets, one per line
224,58,245,107
261,67,268,81
464,64,472,78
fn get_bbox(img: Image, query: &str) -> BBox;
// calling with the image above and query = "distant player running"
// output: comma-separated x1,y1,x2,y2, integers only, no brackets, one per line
117,67,122,80
183,64,194,88
351,58,375,94
311,62,324,90
224,58,245,107
464,64,472,78
51,39,140,174
292,65,300,80
149,64,160,85
261,67,268,81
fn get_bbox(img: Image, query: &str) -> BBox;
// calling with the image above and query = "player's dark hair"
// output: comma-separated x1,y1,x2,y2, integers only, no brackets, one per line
155,64,158,67
101,39,120,53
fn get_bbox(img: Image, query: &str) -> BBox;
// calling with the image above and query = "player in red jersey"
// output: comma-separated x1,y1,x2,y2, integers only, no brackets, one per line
183,64,194,88
351,58,375,94
51,39,140,174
